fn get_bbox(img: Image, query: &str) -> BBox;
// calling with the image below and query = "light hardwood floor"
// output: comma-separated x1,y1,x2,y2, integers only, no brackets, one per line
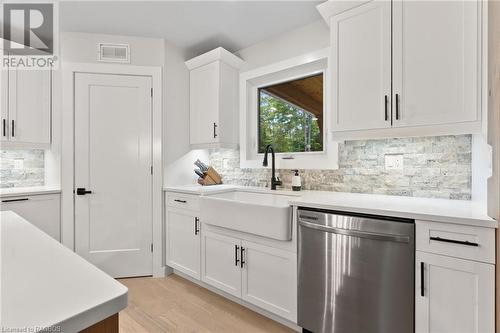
118,274,295,333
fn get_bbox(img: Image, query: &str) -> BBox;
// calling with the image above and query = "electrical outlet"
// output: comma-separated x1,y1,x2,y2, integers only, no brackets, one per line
385,154,403,170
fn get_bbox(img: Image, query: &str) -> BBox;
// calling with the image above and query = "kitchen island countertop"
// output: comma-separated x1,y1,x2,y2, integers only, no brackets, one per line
1,211,127,332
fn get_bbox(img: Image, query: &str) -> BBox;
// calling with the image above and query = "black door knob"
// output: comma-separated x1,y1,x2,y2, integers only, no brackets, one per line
76,188,92,195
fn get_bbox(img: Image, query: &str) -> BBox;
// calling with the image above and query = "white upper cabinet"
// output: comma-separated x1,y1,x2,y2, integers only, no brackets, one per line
0,69,7,142
331,0,391,132
0,67,52,148
319,0,484,139
186,47,244,149
392,0,480,128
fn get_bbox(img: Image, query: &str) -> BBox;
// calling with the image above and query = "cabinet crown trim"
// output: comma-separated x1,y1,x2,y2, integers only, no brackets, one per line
185,47,245,70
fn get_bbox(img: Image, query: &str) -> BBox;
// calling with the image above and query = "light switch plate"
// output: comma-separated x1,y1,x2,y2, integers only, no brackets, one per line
385,154,403,170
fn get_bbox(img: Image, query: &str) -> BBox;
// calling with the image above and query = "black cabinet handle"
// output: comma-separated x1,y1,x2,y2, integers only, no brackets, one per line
430,236,479,247
213,122,218,138
194,217,200,235
420,262,425,297
240,247,245,268
2,197,29,203
2,119,5,137
174,199,187,203
235,245,240,266
11,120,14,137
76,187,92,195
395,94,400,120
384,95,389,121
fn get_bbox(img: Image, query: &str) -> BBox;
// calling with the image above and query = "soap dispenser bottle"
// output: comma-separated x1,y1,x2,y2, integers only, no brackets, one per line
292,170,301,191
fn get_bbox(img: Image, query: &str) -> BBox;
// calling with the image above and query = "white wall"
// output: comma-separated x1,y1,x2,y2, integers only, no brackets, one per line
61,32,165,66
163,39,209,186
236,20,329,71
58,32,205,186
488,1,500,221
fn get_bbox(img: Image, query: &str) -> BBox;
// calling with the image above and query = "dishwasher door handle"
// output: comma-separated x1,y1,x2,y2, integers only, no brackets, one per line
299,220,410,243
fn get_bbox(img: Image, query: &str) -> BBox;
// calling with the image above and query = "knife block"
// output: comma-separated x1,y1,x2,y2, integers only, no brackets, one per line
198,167,223,186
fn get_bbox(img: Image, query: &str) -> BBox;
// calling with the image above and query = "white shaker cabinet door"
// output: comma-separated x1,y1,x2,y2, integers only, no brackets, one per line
189,61,219,146
331,0,392,132
166,209,201,280
0,69,8,142
392,0,480,127
201,231,241,298
8,69,51,145
415,251,494,333
241,240,297,322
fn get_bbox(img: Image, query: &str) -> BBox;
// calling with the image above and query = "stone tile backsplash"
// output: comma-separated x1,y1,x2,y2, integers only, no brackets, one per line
0,150,45,188
208,135,472,200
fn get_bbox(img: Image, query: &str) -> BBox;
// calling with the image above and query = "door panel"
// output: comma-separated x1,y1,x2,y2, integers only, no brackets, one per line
75,73,152,278
201,231,241,297
166,210,201,279
393,0,479,127
241,240,297,322
331,0,391,131
189,62,219,145
415,251,494,333
0,68,8,142
8,69,51,144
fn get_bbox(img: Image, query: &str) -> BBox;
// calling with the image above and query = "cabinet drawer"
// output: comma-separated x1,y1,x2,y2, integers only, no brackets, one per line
166,193,200,211
416,220,495,264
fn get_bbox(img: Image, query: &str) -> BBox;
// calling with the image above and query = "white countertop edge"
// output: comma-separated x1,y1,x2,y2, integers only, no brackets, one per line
164,185,497,229
163,184,237,195
290,201,498,229
1,211,128,331
0,186,61,198
56,292,127,332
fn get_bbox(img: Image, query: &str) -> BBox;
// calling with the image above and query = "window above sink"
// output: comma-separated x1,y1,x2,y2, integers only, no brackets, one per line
239,48,338,169
258,73,324,154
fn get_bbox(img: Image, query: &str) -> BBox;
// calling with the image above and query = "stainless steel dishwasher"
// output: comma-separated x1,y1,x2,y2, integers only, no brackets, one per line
297,208,414,333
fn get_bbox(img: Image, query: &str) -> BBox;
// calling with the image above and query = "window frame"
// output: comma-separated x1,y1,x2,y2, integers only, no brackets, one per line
257,73,325,154
239,48,339,169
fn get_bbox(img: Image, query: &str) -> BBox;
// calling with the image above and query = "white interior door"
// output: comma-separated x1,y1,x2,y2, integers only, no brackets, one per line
331,0,392,132
74,72,153,278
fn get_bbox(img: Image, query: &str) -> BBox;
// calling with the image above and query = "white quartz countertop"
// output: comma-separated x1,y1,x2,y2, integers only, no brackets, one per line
0,211,128,332
164,184,238,195
164,185,497,228
0,185,61,198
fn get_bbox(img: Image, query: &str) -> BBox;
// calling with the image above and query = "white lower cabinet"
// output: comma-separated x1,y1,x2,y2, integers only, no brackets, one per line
241,240,297,322
201,231,242,297
415,251,495,333
166,209,201,279
200,230,297,322
0,193,60,240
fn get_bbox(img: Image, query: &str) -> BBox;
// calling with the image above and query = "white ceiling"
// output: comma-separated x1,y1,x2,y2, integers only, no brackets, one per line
60,1,323,57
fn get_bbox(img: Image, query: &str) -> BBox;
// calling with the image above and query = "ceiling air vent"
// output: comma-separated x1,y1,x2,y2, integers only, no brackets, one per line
98,43,130,63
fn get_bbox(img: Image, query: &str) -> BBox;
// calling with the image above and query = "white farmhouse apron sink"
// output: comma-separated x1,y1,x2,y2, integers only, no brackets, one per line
200,190,295,241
